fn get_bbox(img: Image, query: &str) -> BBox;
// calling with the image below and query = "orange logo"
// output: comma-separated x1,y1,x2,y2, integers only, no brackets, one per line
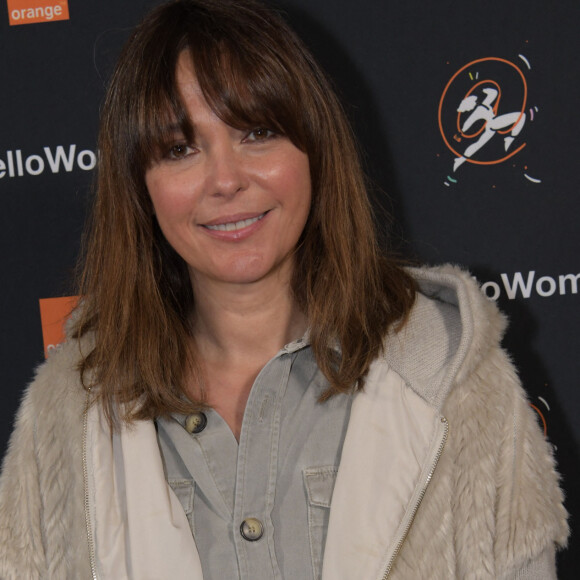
38,296,78,358
438,55,541,186
7,0,69,26
439,57,528,167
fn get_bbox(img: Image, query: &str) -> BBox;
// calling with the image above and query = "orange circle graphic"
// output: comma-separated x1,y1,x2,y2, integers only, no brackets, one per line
530,403,548,436
438,57,528,166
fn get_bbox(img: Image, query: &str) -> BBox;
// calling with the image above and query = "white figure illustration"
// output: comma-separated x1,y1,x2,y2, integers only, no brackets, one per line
453,87,525,171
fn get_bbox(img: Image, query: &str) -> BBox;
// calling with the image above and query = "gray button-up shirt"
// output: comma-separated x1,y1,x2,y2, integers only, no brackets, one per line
156,339,352,580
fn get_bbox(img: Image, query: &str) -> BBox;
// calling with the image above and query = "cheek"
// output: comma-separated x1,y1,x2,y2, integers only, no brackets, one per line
145,172,164,214
146,173,190,225
292,161,312,217
276,152,311,210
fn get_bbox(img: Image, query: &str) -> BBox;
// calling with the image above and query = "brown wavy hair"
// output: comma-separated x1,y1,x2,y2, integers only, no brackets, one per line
74,0,416,425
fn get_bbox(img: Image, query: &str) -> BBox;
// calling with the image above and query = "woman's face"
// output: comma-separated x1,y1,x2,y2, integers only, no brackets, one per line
145,53,311,294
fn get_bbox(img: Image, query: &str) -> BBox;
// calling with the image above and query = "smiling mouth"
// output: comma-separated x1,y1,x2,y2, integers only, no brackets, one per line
203,212,267,232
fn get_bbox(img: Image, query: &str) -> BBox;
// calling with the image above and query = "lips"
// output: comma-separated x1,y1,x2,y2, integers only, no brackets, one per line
202,211,268,232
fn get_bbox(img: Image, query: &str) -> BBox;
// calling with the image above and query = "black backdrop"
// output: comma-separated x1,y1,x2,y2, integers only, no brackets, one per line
1,1,578,575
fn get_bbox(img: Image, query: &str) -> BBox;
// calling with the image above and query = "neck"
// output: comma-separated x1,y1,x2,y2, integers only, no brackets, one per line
187,271,307,440
191,275,307,367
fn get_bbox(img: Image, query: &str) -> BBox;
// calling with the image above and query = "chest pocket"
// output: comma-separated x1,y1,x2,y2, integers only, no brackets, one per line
303,466,338,580
168,479,195,533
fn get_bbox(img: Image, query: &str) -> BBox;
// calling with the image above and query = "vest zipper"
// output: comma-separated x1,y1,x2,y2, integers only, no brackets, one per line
82,387,99,580
380,416,449,579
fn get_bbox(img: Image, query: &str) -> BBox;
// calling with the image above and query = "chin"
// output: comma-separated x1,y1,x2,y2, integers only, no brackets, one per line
217,266,274,286
188,252,295,288
215,261,292,287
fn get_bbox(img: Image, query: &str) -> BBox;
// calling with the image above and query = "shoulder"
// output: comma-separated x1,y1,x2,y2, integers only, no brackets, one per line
0,336,90,579
14,335,88,440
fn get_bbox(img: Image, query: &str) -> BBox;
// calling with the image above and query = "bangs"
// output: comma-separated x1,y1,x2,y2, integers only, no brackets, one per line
132,1,311,167
194,41,305,146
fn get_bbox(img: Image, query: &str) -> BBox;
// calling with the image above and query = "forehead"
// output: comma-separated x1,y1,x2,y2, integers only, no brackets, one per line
174,53,208,118
175,52,200,97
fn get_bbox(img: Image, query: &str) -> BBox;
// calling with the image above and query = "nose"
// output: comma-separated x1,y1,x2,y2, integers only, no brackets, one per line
207,145,248,199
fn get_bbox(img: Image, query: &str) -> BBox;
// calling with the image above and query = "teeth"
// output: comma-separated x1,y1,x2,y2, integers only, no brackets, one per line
206,213,265,232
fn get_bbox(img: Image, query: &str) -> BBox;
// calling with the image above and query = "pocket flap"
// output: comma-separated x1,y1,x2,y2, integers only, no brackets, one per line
304,466,338,508
168,478,194,515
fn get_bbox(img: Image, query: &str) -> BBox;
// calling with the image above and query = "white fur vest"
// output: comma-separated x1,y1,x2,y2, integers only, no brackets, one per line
0,266,569,579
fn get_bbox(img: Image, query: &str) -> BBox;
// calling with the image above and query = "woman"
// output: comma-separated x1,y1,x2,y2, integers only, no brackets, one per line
0,0,568,578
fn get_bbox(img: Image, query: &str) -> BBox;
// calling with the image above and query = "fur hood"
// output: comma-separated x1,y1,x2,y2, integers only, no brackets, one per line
0,265,569,579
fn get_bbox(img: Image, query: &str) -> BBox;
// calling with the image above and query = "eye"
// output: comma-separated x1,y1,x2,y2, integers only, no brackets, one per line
245,128,276,142
167,143,194,160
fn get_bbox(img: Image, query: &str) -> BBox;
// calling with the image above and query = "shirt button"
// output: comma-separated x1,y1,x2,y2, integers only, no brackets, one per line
240,517,264,541
185,412,207,434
